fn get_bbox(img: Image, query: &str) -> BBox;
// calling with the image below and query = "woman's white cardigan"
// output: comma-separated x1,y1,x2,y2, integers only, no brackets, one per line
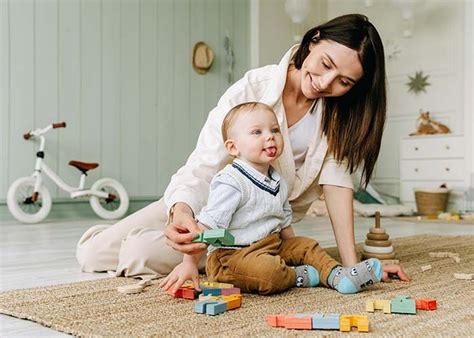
164,45,353,224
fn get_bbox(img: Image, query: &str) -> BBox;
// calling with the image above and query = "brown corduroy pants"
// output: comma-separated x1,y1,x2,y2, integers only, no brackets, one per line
206,232,339,295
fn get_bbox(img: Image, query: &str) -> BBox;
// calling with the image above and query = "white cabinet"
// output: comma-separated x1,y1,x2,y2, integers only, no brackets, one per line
399,135,466,211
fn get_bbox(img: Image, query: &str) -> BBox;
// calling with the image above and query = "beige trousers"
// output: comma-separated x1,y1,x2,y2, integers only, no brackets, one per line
76,198,206,278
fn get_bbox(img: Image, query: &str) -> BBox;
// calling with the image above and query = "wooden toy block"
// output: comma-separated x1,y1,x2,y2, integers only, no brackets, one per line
339,315,369,332
453,273,473,280
198,294,217,301
181,288,199,300
391,295,416,314
167,285,201,299
221,294,242,310
207,301,227,316
429,252,459,260
283,314,313,330
265,315,286,327
311,313,340,330
366,300,391,313
192,229,235,246
201,287,221,296
217,282,234,289
117,279,152,294
421,264,432,272
380,259,400,266
221,287,241,296
200,281,234,288
200,281,221,288
194,300,227,316
416,299,437,311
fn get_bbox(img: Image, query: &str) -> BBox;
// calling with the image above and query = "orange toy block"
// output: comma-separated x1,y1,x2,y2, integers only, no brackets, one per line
282,314,313,330
266,315,286,328
221,294,242,310
416,299,437,311
340,315,369,332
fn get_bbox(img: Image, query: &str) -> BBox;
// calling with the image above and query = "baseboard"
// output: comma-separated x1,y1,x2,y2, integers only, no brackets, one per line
0,198,158,223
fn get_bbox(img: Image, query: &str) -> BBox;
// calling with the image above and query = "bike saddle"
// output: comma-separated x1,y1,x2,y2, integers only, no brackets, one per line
68,160,99,174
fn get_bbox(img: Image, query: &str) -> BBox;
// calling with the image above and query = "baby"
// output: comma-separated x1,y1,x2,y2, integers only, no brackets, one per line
160,102,382,295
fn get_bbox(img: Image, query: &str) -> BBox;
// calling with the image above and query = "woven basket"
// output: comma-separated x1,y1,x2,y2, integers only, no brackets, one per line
414,188,449,215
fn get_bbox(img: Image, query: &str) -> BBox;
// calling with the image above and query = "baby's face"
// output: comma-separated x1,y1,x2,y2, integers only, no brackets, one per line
228,108,284,167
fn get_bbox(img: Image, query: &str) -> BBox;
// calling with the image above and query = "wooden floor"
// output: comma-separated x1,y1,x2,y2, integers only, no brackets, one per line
0,214,472,337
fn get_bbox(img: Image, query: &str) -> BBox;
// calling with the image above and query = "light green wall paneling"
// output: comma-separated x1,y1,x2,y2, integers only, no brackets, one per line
1,0,250,202
0,0,10,202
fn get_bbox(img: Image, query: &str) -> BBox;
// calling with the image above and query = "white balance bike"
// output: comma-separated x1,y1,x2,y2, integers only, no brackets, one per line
7,122,129,223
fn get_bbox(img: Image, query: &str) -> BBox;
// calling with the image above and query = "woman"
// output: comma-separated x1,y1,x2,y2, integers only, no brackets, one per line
77,14,409,282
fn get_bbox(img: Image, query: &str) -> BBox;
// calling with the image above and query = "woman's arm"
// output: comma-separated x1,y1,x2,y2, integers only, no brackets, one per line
322,184,358,266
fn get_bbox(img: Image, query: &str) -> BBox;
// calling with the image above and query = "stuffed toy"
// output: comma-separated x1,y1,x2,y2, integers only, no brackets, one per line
410,111,451,136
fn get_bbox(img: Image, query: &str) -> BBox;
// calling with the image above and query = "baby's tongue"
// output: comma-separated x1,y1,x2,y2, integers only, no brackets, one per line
265,147,276,157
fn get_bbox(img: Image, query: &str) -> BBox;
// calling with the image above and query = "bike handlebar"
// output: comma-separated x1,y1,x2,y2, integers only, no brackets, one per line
23,122,67,140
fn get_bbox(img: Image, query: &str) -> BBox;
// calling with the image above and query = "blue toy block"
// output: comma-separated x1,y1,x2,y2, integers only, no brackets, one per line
195,300,227,316
312,313,340,330
391,295,416,315
207,301,227,316
201,287,222,296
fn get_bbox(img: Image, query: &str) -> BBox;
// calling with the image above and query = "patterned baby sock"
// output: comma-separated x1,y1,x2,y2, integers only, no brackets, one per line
328,258,383,294
295,265,320,288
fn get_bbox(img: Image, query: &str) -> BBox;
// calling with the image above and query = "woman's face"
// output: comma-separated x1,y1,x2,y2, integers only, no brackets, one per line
300,39,364,99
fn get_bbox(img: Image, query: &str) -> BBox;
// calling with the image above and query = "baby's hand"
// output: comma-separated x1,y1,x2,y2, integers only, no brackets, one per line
159,261,201,293
382,264,410,282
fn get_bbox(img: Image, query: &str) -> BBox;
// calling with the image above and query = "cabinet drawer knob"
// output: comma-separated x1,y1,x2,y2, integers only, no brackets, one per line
414,168,419,172
414,147,419,151
445,167,450,172
445,145,450,150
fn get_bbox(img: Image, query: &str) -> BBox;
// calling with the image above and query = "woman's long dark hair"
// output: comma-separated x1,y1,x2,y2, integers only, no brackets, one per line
293,14,386,187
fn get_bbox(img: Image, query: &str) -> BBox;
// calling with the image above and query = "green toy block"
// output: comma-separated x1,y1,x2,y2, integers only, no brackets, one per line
192,229,235,246
391,295,416,315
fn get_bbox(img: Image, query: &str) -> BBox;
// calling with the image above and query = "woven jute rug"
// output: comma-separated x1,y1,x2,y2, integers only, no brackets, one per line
1,235,473,337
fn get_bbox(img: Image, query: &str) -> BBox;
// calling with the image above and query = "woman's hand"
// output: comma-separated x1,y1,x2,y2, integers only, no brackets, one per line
159,260,201,293
381,264,410,282
165,203,207,255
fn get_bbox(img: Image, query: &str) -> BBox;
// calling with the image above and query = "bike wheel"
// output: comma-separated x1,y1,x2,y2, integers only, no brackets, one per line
89,178,129,220
7,177,52,223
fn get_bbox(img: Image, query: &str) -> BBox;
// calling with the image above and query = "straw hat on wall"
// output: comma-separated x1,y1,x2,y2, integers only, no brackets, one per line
192,42,214,74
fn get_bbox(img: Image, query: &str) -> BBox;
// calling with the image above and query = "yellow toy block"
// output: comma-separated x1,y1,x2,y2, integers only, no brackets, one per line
340,315,369,332
366,299,391,313
200,281,234,289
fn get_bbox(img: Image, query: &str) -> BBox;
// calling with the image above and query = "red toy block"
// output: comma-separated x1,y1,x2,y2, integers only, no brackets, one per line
167,285,199,300
416,299,437,310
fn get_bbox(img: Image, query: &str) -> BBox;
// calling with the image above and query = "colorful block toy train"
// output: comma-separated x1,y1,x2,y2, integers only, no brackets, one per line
266,313,369,332
366,295,437,314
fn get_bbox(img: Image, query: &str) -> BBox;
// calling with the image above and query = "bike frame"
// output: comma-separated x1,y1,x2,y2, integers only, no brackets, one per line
29,125,108,199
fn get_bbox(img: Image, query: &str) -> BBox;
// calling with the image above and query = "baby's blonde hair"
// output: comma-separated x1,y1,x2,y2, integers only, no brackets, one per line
221,102,275,142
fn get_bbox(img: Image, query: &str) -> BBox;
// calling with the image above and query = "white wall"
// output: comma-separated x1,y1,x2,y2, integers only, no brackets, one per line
0,0,250,201
252,0,327,67
327,0,470,197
